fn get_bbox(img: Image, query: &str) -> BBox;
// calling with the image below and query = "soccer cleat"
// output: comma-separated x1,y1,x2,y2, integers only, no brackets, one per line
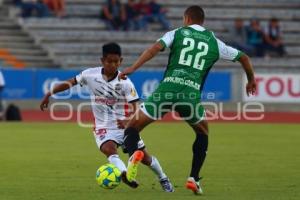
159,177,174,192
186,177,203,195
126,150,144,182
121,171,139,188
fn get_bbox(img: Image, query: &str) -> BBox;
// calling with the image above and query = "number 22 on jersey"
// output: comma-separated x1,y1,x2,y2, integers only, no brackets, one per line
178,38,208,71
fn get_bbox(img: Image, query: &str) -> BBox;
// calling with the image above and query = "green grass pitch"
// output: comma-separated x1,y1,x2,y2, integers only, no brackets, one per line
0,122,299,200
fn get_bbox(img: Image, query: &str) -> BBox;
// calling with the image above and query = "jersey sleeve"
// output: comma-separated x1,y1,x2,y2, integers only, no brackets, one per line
157,29,177,49
75,70,88,87
123,78,139,103
216,38,244,62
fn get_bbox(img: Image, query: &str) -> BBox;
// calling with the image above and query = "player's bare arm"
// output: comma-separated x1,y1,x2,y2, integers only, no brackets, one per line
119,42,164,80
238,54,257,96
40,78,77,111
117,101,139,129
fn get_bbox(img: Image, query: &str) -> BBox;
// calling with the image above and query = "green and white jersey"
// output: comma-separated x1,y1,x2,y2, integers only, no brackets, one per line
157,24,243,93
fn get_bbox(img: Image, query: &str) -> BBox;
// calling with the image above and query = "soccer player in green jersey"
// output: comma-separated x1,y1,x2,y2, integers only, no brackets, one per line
119,5,257,195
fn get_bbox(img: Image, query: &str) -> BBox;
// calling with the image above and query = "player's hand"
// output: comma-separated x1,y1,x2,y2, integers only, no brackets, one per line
117,119,128,129
40,93,51,111
246,80,257,96
118,67,135,80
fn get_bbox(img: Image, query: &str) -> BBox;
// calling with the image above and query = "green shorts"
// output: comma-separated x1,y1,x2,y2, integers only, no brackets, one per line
140,91,205,125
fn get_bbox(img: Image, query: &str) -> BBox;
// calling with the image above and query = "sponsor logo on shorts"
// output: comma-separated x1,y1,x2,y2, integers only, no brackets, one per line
96,129,107,136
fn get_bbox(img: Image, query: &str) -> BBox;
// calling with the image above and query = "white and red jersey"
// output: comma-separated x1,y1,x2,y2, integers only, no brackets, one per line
76,67,139,130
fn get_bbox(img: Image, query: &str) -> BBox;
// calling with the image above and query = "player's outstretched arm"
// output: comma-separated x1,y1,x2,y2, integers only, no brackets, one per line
238,54,257,96
40,78,77,111
119,42,164,80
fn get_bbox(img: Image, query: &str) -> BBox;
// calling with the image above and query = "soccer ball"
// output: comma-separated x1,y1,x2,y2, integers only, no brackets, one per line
96,164,121,189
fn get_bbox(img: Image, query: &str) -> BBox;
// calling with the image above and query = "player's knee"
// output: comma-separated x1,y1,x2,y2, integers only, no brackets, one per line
198,128,209,136
124,127,139,139
100,142,117,157
194,120,209,135
127,120,143,132
124,127,140,155
124,128,140,144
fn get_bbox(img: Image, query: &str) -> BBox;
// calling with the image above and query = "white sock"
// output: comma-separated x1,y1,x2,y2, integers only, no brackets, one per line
149,156,167,180
108,154,127,173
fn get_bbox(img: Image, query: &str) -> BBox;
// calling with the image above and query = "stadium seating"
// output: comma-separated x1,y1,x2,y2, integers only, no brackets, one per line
1,0,300,69
0,1,56,68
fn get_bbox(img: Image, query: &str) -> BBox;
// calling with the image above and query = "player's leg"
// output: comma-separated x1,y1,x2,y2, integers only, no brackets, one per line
176,102,208,195
189,120,209,181
124,104,156,182
185,119,208,195
94,129,127,173
124,108,154,155
100,140,139,188
100,141,127,173
124,93,169,183
141,149,174,192
94,130,139,188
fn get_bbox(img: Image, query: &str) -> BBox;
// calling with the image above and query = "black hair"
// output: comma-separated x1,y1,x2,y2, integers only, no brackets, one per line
270,18,278,23
102,42,122,57
184,5,205,24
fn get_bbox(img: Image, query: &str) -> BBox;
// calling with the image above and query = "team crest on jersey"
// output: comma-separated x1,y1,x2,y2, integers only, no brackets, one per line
131,88,137,97
181,29,192,37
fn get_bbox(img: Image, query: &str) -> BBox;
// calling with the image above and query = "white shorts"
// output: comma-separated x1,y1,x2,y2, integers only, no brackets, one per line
93,128,145,152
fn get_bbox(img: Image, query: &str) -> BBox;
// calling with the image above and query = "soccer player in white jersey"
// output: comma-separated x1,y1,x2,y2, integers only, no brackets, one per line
40,43,174,192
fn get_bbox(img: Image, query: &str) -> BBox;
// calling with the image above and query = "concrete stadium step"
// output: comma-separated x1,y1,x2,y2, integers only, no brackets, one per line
64,0,300,10
44,43,154,55
0,7,8,16
192,20,300,33
46,42,153,53
23,18,167,32
22,18,300,34
50,45,166,55
160,0,300,8
64,6,292,19
63,4,300,20
0,29,28,36
0,35,34,43
55,54,167,62
29,30,162,43
22,61,58,68
0,41,42,49
0,21,20,29
286,47,300,56
21,18,106,30
167,7,300,20
9,48,48,56
218,33,300,46
15,55,53,62
29,28,299,43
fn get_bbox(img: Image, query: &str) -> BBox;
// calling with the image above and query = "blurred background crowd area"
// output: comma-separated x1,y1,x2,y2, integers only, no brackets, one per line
0,0,299,69
0,0,300,121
